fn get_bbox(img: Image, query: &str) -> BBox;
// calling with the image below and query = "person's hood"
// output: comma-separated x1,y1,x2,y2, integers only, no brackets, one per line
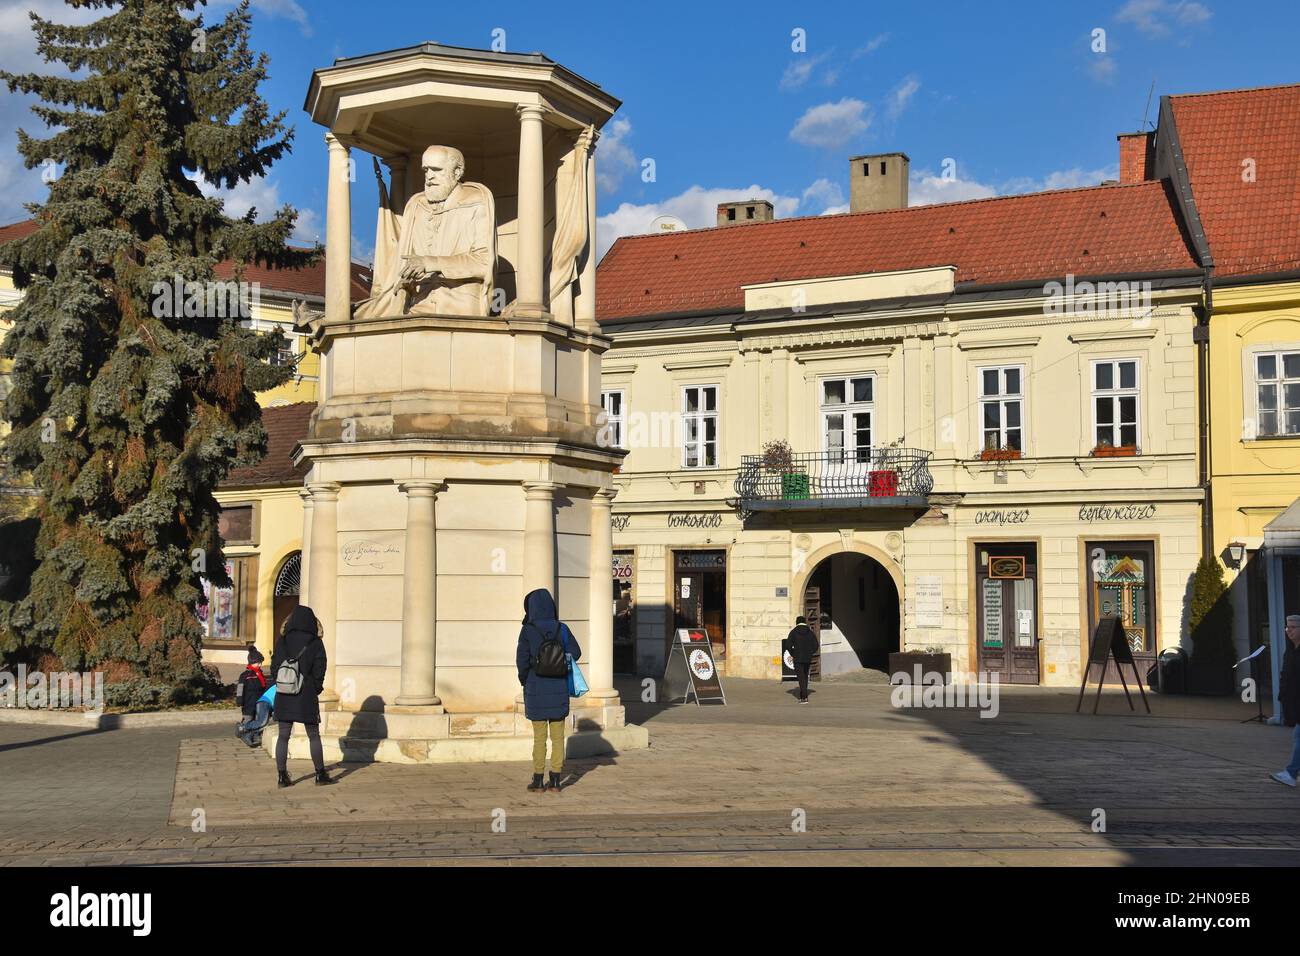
285,605,320,638
522,588,557,625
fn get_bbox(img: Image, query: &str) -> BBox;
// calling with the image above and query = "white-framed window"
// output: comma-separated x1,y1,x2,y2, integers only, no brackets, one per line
681,385,719,468
1092,358,1140,449
820,374,874,463
1254,350,1300,438
978,365,1024,452
600,389,626,450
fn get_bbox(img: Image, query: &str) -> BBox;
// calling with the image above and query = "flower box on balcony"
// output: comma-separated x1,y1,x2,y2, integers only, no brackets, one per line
979,448,1022,462
868,470,898,497
780,472,810,499
1090,444,1138,458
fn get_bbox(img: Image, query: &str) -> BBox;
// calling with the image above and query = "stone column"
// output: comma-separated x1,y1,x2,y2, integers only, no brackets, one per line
586,488,619,701
395,480,443,708
522,481,559,599
325,133,352,325
298,487,314,601
307,481,341,705
514,105,547,316
574,129,599,331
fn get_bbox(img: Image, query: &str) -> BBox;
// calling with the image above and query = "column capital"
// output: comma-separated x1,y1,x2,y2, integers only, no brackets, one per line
298,487,315,504
522,480,561,500
398,479,444,498
594,487,618,505
306,481,341,502
324,131,350,153
516,103,548,122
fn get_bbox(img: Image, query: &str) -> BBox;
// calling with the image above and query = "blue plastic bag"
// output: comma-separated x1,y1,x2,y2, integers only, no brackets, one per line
567,655,589,698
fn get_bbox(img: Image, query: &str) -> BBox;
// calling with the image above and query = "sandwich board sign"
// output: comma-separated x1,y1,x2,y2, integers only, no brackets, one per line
662,628,726,705
1075,615,1150,715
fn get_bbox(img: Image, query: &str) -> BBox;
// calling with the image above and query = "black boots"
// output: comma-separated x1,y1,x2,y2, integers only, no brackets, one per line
277,770,292,789
547,771,564,793
315,769,335,786
527,773,545,792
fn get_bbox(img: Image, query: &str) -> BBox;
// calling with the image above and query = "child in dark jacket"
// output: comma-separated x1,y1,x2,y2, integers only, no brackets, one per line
235,647,270,740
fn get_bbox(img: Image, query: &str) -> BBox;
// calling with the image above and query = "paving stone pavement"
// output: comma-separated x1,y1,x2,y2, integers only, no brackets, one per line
2,678,1297,866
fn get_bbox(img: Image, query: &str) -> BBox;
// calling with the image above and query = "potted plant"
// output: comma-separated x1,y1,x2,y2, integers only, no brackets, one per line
888,646,953,686
979,438,1022,462
762,439,808,499
869,437,901,497
1090,437,1138,457
1186,557,1235,695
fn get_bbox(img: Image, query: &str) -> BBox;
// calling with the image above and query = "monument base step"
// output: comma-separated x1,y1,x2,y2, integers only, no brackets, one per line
262,723,649,765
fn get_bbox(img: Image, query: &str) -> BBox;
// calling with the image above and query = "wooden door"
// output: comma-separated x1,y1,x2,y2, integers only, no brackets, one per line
1088,541,1156,684
803,586,823,681
977,549,1040,684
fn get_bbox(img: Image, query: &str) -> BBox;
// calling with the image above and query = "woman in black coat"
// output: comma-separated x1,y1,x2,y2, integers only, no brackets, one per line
269,605,334,788
516,588,581,793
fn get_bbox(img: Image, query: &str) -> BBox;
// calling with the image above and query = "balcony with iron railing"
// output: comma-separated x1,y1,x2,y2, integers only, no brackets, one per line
733,445,934,517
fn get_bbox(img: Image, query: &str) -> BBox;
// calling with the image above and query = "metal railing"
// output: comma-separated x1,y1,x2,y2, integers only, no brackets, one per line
734,447,934,512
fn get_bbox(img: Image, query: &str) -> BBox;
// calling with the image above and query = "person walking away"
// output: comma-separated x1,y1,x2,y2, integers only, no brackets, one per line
1271,614,1300,787
236,646,269,736
788,615,818,704
270,605,334,787
516,588,582,793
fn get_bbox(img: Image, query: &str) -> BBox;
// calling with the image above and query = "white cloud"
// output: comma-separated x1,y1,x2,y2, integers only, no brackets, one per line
190,172,323,248
780,52,835,91
853,34,890,58
1116,0,1212,37
1087,55,1119,84
1001,165,1120,194
596,184,799,259
887,75,921,120
210,0,312,36
596,117,638,195
801,177,846,214
908,169,998,206
908,163,1122,208
789,98,872,149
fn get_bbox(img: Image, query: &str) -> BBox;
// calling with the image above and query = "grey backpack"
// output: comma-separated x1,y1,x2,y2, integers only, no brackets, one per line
275,646,308,695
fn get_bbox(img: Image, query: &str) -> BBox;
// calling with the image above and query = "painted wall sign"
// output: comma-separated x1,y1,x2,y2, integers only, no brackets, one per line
667,512,724,529
989,555,1026,580
1077,504,1157,522
914,575,944,628
611,514,630,532
974,509,1030,525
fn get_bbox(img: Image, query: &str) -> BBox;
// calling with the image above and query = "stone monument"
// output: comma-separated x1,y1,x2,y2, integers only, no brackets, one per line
276,43,645,763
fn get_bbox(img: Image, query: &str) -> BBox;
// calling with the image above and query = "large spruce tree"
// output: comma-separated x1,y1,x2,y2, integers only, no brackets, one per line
0,0,313,699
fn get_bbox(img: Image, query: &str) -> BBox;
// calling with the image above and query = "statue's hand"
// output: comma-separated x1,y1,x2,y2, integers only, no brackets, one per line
399,255,432,282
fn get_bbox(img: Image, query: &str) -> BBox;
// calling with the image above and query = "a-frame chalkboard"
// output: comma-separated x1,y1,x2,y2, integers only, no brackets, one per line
1075,615,1151,714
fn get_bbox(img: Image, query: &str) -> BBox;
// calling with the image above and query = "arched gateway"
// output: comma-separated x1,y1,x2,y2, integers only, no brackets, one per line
792,542,902,674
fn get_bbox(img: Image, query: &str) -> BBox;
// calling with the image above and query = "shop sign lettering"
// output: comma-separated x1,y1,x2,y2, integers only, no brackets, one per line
668,513,724,529
1077,504,1157,523
975,509,1030,526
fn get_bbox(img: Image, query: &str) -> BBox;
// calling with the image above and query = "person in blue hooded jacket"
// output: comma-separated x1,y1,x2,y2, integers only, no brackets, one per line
516,588,581,793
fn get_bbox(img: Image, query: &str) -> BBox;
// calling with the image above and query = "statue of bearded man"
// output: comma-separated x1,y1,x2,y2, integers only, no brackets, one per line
355,145,496,319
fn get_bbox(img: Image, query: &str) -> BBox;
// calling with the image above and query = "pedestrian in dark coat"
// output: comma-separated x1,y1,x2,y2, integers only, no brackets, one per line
788,615,818,703
1271,615,1300,788
516,588,581,793
269,605,334,788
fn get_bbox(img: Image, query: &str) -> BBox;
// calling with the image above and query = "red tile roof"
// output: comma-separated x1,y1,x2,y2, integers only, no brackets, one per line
0,220,371,300
223,402,314,488
596,181,1198,322
1169,84,1300,278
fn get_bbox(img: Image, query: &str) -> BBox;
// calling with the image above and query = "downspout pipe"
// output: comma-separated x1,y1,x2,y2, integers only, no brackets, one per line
1196,265,1214,560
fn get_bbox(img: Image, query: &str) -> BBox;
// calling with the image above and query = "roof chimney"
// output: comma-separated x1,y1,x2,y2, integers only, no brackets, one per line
1117,131,1155,184
849,152,909,212
716,199,775,227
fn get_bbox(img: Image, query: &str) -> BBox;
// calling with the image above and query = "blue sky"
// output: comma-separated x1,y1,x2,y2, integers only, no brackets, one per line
3,0,1299,261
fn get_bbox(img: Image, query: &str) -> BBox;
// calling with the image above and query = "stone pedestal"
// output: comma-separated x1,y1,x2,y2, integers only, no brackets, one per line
285,42,641,764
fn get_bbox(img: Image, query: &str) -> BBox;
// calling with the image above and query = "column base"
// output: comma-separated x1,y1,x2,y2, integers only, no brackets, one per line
390,699,445,714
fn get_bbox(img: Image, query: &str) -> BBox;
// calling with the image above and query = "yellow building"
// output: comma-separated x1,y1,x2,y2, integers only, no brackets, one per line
0,220,371,679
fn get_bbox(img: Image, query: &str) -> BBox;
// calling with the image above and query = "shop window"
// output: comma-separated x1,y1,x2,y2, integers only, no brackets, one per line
820,375,874,463
1092,359,1140,450
1254,350,1300,438
197,556,258,645
682,385,719,468
600,389,626,450
978,365,1024,452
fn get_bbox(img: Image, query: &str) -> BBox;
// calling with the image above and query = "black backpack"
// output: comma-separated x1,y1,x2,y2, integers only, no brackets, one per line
533,624,568,678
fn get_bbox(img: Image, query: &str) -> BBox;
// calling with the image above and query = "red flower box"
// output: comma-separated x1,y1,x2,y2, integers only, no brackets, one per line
868,470,898,497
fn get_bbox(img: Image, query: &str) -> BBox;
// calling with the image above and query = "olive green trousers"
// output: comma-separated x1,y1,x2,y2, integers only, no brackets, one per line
531,719,566,774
